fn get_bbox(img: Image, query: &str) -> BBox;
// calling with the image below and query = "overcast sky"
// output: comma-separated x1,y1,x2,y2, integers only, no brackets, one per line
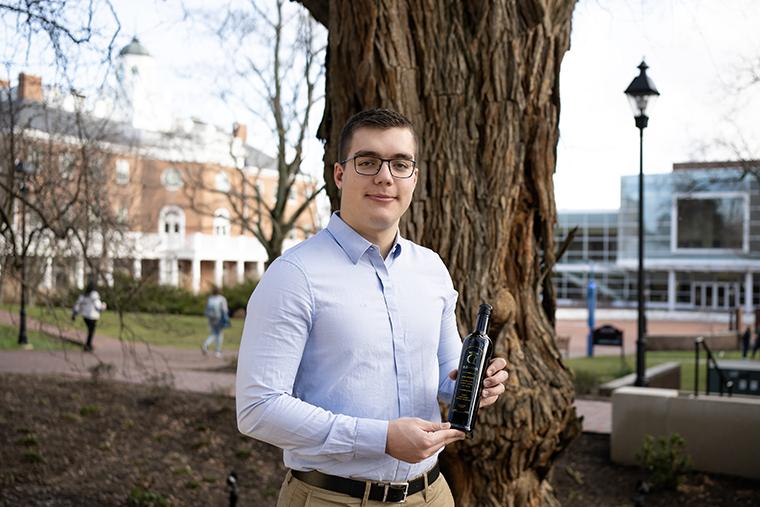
5,0,760,213
555,0,760,210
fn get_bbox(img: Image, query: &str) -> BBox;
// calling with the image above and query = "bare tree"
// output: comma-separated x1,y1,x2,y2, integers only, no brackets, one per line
298,1,581,505
0,1,131,348
181,0,325,267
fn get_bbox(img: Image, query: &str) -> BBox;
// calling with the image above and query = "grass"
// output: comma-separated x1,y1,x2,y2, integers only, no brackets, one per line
0,304,244,350
566,350,747,395
0,322,79,351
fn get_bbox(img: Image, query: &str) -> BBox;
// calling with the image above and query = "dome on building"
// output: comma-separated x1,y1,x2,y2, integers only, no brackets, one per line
119,36,151,57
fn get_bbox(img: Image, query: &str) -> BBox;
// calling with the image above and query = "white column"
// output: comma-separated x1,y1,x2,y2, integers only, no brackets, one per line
236,260,245,283
170,258,179,287
43,257,53,290
75,258,85,289
667,270,676,312
745,272,753,317
256,261,264,277
133,258,142,279
158,258,167,285
192,258,201,294
214,259,223,288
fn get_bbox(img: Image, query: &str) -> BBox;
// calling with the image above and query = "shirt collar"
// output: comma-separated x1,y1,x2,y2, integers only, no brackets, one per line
326,212,404,264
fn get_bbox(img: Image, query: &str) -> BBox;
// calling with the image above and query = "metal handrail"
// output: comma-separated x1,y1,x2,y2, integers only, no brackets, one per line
694,336,734,397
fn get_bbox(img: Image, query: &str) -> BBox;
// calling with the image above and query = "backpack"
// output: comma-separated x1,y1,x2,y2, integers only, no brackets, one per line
205,297,223,321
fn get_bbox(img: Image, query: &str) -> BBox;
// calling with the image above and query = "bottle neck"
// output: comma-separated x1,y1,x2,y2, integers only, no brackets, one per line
475,311,490,335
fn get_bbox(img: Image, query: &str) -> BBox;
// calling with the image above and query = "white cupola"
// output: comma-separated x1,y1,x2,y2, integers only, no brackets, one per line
116,36,172,132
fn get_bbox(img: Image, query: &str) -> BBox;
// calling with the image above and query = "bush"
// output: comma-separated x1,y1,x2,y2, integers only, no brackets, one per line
221,279,258,316
636,433,691,490
100,275,205,315
51,273,257,317
572,369,600,395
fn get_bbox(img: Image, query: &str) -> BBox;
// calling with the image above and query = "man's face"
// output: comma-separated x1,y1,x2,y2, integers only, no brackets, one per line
334,127,418,240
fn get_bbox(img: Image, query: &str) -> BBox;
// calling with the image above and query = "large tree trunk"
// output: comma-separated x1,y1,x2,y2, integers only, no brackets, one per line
300,1,581,504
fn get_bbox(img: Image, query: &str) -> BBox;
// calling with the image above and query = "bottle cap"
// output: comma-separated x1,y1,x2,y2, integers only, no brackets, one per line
478,303,493,315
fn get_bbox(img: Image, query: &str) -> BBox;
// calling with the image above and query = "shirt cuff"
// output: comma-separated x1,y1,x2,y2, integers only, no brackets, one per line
354,418,388,459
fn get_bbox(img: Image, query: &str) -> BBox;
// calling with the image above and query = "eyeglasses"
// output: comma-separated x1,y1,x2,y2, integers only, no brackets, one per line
340,156,417,179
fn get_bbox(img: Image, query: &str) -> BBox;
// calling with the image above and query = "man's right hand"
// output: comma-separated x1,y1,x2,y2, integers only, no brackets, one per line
385,417,465,464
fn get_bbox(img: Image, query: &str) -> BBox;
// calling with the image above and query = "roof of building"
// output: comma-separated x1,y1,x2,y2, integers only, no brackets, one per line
673,160,760,171
119,36,151,57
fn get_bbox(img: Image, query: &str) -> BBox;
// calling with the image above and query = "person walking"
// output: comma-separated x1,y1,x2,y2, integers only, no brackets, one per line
752,326,760,360
71,281,107,352
236,108,509,506
202,286,229,358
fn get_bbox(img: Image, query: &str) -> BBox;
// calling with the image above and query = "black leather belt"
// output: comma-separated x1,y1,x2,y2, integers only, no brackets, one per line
291,463,440,503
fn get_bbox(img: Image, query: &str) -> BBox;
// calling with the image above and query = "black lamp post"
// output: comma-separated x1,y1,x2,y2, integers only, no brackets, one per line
624,60,660,387
15,159,35,347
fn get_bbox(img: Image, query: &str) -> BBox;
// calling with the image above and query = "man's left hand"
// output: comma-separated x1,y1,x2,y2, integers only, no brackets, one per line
448,357,509,409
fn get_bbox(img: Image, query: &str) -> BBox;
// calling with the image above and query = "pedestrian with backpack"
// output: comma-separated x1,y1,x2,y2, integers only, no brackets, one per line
202,286,229,358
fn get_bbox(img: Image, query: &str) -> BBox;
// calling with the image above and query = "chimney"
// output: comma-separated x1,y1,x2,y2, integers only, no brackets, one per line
233,122,247,144
18,73,43,102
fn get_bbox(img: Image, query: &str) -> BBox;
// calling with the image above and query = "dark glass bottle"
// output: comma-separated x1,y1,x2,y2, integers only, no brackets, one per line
448,303,494,433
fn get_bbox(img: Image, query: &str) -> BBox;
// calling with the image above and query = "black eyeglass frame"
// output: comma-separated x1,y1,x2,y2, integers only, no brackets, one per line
339,155,417,179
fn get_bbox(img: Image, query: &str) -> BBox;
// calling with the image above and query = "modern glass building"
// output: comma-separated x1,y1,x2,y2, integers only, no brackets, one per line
555,161,760,313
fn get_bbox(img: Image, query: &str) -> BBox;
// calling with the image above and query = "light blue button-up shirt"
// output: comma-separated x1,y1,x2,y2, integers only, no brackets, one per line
236,213,462,481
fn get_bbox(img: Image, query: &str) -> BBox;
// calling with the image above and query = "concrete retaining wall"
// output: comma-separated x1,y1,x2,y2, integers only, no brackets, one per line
599,362,680,396
611,387,760,480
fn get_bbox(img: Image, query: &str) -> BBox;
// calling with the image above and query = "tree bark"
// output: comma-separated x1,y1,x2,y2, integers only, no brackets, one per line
302,0,581,504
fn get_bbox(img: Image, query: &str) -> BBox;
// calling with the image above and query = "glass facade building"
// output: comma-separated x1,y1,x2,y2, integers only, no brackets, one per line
555,162,760,312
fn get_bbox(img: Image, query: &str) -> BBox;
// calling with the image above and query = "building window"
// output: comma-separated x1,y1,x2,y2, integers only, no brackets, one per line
674,194,746,251
160,167,183,191
213,208,230,236
115,159,130,185
159,205,185,238
215,171,231,192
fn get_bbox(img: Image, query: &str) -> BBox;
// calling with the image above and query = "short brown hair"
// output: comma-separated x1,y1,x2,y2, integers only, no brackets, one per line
337,108,417,162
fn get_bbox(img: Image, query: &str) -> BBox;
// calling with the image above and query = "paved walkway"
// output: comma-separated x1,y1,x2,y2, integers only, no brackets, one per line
575,399,611,434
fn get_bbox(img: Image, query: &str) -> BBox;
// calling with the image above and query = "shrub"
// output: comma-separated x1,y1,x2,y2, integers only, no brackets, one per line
636,433,691,490
221,279,258,316
52,273,257,317
572,369,600,395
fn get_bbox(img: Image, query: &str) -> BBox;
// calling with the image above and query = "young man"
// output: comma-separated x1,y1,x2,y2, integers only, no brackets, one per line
236,108,508,506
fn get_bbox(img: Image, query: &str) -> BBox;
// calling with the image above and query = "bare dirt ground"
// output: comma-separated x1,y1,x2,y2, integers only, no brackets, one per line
2,373,758,506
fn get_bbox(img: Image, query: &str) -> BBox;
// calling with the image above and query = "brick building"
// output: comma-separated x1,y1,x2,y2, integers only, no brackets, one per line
1,37,320,295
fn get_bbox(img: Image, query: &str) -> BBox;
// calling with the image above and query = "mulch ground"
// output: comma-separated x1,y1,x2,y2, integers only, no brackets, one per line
551,429,760,506
0,373,285,506
1,373,758,506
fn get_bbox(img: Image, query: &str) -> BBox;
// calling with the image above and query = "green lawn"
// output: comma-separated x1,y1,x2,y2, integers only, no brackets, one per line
566,350,747,395
1,304,244,350
0,323,79,351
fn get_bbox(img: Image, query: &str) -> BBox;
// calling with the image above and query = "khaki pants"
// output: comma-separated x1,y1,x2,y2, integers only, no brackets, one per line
276,470,455,507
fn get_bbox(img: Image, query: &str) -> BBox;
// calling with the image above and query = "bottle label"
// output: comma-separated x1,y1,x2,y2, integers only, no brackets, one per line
452,343,485,412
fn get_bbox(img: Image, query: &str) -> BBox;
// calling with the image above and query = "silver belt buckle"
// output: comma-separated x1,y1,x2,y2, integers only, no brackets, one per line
382,481,409,503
